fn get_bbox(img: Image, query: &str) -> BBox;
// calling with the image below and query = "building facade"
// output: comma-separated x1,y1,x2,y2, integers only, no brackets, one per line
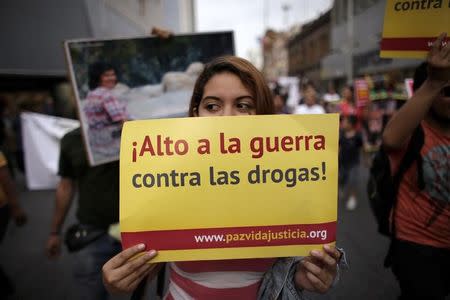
0,0,195,77
0,0,195,117
321,0,420,85
262,29,289,81
286,11,331,86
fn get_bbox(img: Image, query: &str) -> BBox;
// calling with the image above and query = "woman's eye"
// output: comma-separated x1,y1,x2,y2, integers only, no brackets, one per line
237,102,254,111
205,103,220,111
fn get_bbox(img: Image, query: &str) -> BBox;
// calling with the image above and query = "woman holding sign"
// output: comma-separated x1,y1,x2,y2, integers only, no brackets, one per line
102,56,345,299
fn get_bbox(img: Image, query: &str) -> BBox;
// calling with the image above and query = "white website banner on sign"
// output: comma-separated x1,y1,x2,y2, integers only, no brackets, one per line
21,112,80,190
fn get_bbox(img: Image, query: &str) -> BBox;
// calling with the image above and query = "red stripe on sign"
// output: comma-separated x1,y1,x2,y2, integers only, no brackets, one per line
380,37,449,51
121,222,336,251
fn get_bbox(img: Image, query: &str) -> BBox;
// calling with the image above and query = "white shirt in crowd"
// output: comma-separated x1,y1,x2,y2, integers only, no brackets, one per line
294,104,325,115
323,92,340,103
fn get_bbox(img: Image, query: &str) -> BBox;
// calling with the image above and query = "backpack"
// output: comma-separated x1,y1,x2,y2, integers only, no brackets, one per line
367,125,425,237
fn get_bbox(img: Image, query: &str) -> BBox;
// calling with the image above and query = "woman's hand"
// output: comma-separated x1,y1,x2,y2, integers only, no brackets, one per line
102,243,160,294
151,27,172,39
295,244,341,294
45,234,62,258
427,32,450,85
10,204,27,226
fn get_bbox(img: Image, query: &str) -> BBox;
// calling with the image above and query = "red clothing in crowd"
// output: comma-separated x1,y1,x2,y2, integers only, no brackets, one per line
388,120,450,249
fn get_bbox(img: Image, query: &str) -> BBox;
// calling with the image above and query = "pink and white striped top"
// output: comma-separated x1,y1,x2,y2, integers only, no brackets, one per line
164,258,276,300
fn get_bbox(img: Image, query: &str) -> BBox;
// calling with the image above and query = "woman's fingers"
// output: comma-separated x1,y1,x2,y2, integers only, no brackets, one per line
310,249,337,268
429,33,450,67
441,38,450,60
126,267,155,292
434,33,450,61
107,243,146,269
125,264,164,293
301,259,323,277
122,261,160,287
301,255,334,284
102,244,158,294
305,271,328,294
121,261,156,287
324,244,342,261
116,250,157,278
429,32,445,56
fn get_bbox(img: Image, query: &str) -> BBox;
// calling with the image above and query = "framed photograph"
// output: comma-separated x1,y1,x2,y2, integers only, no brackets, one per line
64,31,235,166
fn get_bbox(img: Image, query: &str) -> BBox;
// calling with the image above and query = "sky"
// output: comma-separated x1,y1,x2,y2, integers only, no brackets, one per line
195,0,333,67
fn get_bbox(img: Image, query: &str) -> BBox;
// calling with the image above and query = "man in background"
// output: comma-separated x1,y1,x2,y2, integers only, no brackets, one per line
45,127,121,300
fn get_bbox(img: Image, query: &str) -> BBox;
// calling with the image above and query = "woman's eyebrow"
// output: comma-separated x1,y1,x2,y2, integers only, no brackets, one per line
201,95,254,101
201,96,221,101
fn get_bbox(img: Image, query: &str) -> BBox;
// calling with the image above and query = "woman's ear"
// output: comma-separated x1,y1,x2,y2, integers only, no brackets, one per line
193,107,199,117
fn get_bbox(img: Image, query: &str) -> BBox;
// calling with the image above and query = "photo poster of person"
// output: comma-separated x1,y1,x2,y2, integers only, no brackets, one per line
64,31,235,166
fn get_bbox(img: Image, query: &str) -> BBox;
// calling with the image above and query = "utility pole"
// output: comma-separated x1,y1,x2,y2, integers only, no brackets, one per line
282,3,291,28
346,0,354,85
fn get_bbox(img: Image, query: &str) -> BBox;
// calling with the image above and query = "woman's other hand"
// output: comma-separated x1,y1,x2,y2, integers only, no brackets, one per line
295,244,341,294
427,32,449,85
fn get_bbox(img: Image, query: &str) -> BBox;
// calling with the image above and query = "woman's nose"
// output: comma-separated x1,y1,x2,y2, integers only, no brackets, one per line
222,105,235,116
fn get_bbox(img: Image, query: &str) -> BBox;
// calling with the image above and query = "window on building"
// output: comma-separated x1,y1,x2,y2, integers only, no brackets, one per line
320,33,329,57
341,0,348,22
309,40,315,63
334,0,341,25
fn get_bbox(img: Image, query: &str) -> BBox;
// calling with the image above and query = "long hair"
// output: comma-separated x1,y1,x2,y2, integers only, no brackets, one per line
188,56,274,116
88,62,116,90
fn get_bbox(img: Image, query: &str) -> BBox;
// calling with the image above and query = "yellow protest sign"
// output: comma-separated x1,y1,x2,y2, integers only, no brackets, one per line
120,114,338,262
380,0,449,58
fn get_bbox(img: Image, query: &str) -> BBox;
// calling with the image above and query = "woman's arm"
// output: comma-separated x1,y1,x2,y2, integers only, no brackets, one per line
0,165,27,226
382,33,449,149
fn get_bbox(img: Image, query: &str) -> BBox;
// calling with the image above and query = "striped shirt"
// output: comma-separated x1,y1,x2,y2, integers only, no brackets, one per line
164,258,276,300
83,87,128,129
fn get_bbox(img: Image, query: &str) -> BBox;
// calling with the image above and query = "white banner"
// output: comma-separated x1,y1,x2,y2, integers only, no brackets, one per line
21,112,80,190
278,76,300,112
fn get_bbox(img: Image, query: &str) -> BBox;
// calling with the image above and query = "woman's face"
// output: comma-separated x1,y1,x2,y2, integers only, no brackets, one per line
100,69,117,89
342,87,353,101
195,72,256,117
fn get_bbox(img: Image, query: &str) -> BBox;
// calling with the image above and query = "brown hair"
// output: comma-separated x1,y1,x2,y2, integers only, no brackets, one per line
188,56,274,116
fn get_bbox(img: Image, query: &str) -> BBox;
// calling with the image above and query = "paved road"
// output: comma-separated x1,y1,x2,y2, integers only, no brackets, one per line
0,166,400,300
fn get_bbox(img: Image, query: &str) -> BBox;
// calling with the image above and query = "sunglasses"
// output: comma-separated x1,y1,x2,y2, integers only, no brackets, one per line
441,86,450,97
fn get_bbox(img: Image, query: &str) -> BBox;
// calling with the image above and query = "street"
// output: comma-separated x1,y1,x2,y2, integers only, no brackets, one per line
0,166,400,300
